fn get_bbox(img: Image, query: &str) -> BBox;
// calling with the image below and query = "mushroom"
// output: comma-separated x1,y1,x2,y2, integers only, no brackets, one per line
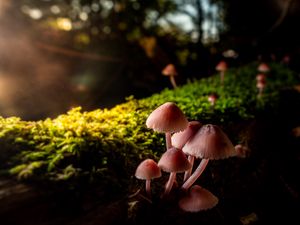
256,74,266,97
281,54,290,65
234,144,250,158
146,102,188,150
257,63,270,73
172,121,202,181
256,74,266,83
158,147,191,196
178,185,218,212
162,64,178,89
135,159,161,197
208,93,218,106
181,124,235,191
215,61,227,85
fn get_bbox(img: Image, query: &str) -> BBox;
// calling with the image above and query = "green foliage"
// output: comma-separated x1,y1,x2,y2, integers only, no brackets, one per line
0,62,298,191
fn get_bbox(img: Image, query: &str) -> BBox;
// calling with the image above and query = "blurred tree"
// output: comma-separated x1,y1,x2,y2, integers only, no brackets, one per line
5,0,299,118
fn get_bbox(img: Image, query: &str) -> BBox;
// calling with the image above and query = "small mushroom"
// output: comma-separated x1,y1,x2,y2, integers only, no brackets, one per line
208,93,218,106
215,61,227,85
135,159,161,197
256,74,266,83
181,124,235,191
146,102,188,150
281,54,290,65
162,64,178,89
178,185,218,212
256,74,266,97
257,63,270,73
158,147,191,196
234,144,250,158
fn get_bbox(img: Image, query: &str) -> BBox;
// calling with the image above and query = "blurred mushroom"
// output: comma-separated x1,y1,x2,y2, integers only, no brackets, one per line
162,64,178,89
256,74,266,82
172,121,202,181
215,61,227,85
178,185,218,212
158,147,191,196
257,63,270,73
222,49,238,59
256,79,266,98
135,159,161,197
281,54,290,65
234,144,250,158
270,53,276,61
146,102,188,150
181,124,235,191
292,126,300,137
256,74,266,98
208,93,218,106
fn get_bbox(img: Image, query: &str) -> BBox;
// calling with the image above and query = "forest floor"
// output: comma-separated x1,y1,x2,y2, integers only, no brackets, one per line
0,87,299,225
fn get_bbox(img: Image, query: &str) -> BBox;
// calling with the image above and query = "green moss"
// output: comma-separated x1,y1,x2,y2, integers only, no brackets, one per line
0,62,298,190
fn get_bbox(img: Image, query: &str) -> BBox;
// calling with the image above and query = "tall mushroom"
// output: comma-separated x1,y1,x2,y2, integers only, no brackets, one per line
215,61,227,85
158,147,191,196
171,121,202,181
181,124,236,191
162,64,178,89
178,185,218,212
146,102,188,150
135,159,161,197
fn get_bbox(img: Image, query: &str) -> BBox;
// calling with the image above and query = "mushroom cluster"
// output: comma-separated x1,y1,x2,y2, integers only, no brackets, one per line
135,102,236,213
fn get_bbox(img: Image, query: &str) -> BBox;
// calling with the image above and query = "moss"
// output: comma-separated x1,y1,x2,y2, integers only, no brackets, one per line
0,62,298,191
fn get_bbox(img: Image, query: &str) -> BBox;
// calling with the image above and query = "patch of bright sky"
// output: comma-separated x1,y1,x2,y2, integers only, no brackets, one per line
157,0,220,43
157,3,196,33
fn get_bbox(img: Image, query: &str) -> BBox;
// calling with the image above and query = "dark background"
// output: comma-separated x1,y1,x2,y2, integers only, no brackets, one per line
0,0,300,120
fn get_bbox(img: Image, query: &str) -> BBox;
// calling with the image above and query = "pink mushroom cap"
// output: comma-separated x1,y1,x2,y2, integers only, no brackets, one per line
256,80,266,89
208,94,218,104
215,61,227,71
158,147,191,173
172,121,202,149
178,185,219,212
256,74,266,82
162,64,178,76
182,124,235,160
135,159,161,180
257,63,270,73
146,102,188,133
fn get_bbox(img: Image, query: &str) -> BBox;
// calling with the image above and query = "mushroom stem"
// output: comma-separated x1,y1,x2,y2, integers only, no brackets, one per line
164,172,177,195
145,179,151,197
169,76,177,89
166,132,172,150
183,155,194,182
181,159,209,191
